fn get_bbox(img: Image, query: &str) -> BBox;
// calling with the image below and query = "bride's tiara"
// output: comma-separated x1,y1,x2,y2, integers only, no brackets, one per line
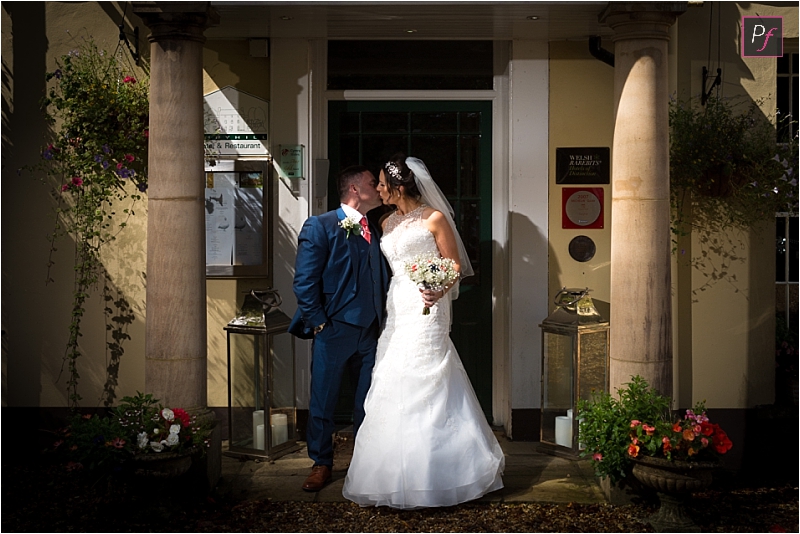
385,162,403,181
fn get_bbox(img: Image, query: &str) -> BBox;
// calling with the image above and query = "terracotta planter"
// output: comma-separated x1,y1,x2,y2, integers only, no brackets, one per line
131,447,196,479
631,456,717,533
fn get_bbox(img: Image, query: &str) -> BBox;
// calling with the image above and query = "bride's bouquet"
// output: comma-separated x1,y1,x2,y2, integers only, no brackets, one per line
404,253,459,315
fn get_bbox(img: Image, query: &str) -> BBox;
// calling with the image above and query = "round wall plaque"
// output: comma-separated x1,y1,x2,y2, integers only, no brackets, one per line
568,235,596,262
564,189,602,227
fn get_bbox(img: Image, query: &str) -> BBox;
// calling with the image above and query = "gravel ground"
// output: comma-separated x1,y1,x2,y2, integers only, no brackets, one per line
2,459,797,533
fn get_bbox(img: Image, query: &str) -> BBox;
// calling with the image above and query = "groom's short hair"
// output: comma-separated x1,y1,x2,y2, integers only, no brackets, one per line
338,165,371,200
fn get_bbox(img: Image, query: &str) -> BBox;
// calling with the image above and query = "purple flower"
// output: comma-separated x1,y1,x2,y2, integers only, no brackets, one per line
102,161,109,169
102,144,111,154
54,69,62,79
137,183,148,192
94,154,103,163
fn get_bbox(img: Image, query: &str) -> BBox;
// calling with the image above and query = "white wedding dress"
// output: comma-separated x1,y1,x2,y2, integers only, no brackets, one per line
342,205,505,509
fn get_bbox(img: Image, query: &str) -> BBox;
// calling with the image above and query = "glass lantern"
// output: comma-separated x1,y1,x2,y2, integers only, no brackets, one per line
224,289,298,460
538,287,610,457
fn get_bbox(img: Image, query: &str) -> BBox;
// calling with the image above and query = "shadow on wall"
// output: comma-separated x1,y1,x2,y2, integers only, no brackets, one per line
507,211,549,441
3,2,147,410
3,2,49,408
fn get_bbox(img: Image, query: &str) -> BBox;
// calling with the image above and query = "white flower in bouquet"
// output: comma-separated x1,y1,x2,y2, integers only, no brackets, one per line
166,433,180,447
150,440,164,452
404,253,459,315
161,408,174,421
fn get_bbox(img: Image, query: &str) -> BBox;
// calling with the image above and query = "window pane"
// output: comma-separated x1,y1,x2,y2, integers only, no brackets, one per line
460,112,481,133
338,135,360,168
411,112,457,133
362,112,408,134
362,135,408,176
777,216,788,282
409,135,457,196
778,53,790,74
460,135,480,197
790,216,798,282
341,112,360,134
777,78,791,142
328,41,493,90
460,200,481,276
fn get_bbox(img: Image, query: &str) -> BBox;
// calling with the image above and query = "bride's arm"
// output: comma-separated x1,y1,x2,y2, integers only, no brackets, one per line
422,209,460,307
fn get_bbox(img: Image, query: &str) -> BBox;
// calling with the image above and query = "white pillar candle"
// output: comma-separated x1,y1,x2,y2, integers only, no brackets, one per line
555,415,573,447
252,410,265,449
255,424,265,450
271,413,288,447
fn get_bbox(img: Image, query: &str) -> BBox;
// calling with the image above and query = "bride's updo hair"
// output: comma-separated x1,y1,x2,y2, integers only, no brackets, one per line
383,153,421,200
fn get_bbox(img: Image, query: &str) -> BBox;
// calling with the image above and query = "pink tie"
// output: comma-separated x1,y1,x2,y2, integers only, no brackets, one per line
360,217,371,244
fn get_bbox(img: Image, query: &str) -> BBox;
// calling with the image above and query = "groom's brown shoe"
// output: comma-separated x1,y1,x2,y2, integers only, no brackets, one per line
302,465,332,492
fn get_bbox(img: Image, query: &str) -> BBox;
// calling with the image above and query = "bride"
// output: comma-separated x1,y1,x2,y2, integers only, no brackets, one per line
342,154,504,509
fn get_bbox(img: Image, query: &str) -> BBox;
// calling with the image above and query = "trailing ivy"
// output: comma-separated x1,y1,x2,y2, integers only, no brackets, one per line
29,40,149,408
670,95,798,239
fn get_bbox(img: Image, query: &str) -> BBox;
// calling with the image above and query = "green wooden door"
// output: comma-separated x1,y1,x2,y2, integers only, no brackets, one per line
328,100,493,419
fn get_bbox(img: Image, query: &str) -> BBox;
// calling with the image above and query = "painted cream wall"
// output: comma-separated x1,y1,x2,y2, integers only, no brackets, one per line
547,41,615,307
269,38,313,410
3,2,149,408
201,40,271,407
672,2,798,408
508,40,550,412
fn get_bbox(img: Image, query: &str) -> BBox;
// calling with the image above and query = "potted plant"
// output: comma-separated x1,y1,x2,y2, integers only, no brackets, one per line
578,376,733,531
669,95,797,235
52,392,210,480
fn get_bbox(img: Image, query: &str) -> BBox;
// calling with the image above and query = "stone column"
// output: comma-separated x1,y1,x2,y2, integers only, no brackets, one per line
134,3,219,409
600,3,685,396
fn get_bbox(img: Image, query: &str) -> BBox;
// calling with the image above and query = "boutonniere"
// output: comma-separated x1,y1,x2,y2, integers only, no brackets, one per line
338,215,362,238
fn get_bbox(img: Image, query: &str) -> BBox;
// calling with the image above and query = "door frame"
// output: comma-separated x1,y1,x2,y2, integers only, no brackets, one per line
309,39,511,427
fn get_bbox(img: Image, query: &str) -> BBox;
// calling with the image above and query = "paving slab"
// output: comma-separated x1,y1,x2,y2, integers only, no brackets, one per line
218,434,606,505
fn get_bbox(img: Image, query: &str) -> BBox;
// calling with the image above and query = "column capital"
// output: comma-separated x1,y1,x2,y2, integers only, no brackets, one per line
133,2,219,43
599,2,687,41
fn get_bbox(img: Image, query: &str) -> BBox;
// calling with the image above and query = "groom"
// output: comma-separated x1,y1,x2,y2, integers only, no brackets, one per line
289,165,389,492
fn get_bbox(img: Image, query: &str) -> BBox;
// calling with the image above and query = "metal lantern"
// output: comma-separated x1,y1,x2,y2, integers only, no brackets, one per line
538,287,610,457
224,289,298,460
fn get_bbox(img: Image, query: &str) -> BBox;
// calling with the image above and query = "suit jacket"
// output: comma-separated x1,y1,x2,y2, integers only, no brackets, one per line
289,207,389,339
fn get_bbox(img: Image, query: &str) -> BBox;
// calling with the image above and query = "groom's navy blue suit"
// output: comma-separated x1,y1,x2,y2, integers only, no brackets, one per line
289,207,389,468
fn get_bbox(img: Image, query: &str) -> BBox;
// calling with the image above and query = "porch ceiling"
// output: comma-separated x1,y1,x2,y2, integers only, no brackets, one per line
205,2,615,41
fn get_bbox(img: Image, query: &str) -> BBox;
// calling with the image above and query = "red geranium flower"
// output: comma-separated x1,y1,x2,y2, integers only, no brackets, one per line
172,408,191,428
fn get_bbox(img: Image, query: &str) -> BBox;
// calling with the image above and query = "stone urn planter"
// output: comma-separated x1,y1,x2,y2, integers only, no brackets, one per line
131,447,197,479
631,456,717,533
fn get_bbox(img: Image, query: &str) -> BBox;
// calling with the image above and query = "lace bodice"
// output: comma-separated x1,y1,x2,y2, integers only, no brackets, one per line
381,205,439,276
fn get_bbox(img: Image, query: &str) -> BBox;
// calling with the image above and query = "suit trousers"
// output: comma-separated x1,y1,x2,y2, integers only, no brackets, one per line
307,318,379,467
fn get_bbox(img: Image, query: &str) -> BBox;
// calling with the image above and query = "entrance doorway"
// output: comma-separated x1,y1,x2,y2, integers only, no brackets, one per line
328,100,493,419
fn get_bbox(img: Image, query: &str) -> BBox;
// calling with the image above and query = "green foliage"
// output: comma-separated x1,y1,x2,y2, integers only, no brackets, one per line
670,95,798,239
578,376,733,485
59,411,129,472
577,376,671,484
114,392,211,455
27,40,149,407
53,392,211,474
